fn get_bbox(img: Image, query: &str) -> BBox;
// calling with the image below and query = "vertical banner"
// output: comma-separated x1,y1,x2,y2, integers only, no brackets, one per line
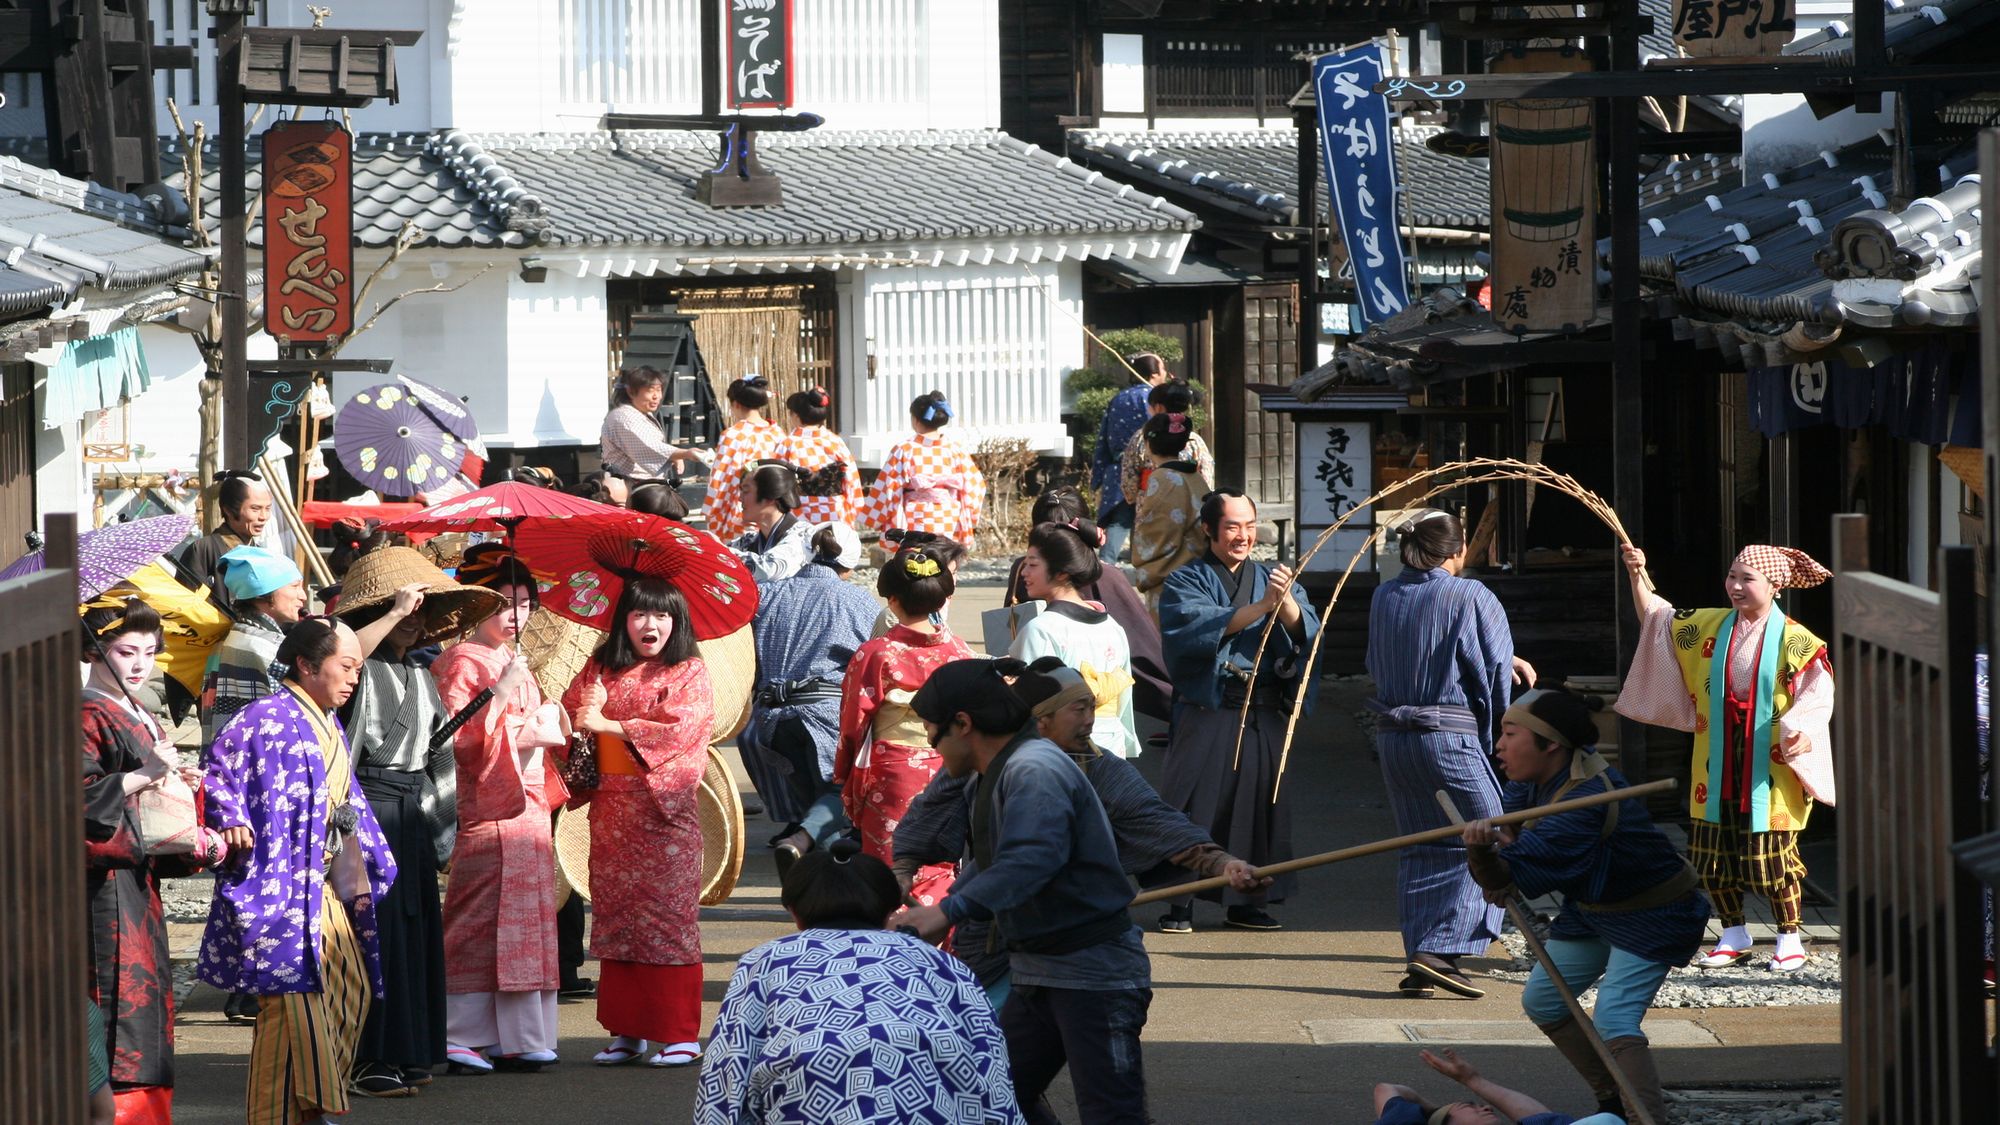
1312,45,1410,328
262,120,353,343
726,0,794,109
1489,46,1596,335
1673,0,1793,58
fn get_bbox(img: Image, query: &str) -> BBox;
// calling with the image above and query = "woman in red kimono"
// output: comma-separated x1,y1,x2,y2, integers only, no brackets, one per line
835,544,972,906
81,597,228,1123
562,577,715,1069
433,548,571,1074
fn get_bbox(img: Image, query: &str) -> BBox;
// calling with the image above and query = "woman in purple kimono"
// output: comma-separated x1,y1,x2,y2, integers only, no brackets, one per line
199,618,397,1125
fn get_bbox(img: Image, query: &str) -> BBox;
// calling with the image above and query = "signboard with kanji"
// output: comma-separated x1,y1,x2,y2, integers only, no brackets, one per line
727,0,794,109
1489,47,1596,335
262,120,353,343
1312,45,1410,329
1673,0,1793,58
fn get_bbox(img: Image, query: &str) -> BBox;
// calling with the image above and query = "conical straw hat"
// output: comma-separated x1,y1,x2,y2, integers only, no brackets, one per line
549,747,745,906
332,545,502,647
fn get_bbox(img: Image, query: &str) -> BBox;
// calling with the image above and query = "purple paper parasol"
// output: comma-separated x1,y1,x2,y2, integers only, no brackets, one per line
396,374,487,458
335,382,466,497
0,513,197,601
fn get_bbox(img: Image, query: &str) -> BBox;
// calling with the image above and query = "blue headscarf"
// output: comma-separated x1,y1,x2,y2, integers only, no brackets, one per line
219,545,301,601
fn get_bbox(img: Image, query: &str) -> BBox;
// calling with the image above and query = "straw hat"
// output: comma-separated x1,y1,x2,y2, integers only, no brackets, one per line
519,610,756,745
332,545,504,647
551,747,746,906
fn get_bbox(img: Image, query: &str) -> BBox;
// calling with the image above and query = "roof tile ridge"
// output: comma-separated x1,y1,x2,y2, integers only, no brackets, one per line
989,131,1200,230
426,129,551,240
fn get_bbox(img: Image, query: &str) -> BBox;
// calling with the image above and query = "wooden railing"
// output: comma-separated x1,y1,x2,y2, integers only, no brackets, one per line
0,513,85,1124
1832,513,1990,1123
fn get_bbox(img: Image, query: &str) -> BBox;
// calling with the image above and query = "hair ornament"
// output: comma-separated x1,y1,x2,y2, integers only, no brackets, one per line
742,373,768,388
903,553,942,578
808,386,829,407
1166,412,1188,435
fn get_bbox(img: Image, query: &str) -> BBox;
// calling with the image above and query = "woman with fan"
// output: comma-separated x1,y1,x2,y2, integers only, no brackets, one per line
431,547,571,1076
772,386,860,526
81,598,229,1123
560,578,716,1070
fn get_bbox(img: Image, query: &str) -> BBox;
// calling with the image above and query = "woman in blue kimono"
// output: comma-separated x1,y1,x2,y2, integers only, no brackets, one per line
1366,509,1526,999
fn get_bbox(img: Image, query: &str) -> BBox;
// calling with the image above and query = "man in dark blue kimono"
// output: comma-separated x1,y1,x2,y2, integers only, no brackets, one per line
1156,490,1321,933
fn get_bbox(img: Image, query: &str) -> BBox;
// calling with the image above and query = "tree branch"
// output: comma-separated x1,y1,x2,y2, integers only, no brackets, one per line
327,262,495,358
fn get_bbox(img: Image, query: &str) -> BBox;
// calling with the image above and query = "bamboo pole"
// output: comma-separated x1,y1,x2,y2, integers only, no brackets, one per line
257,453,333,589
1228,457,1657,798
1433,789,1656,1125
1129,777,1676,906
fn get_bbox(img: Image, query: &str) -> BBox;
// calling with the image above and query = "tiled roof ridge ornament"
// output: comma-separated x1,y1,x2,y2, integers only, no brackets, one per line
1817,173,1982,282
427,129,552,240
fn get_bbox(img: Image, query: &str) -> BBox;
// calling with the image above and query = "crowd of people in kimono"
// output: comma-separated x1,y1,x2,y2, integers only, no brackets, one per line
71,355,1842,1125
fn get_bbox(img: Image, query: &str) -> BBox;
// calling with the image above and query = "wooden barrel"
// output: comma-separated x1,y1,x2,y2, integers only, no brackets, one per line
1493,93,1592,243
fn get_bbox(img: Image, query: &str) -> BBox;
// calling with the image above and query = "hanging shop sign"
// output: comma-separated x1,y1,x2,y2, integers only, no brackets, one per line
727,0,795,109
1312,44,1410,328
1296,418,1377,573
262,120,354,344
1673,0,1794,59
1489,46,1596,336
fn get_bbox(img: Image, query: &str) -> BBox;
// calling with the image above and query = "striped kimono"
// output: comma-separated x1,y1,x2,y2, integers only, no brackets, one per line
1365,565,1514,959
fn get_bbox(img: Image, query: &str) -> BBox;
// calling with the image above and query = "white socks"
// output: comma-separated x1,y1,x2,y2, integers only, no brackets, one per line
1715,924,1752,952
1772,931,1806,966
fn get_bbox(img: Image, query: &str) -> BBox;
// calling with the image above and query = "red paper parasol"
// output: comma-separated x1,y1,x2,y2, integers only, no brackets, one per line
513,511,757,640
382,480,624,536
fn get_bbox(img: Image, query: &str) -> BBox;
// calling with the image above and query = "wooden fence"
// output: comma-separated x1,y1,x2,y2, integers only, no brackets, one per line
0,513,85,1124
1832,513,1989,1122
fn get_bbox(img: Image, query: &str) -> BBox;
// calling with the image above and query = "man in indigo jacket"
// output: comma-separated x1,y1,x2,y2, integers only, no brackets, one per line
896,658,1151,1125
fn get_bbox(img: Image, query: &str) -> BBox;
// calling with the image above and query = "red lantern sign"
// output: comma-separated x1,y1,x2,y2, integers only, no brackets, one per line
262,120,353,343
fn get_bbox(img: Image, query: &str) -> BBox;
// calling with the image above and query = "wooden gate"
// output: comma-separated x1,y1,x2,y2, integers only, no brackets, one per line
1,513,85,1124
1832,513,1989,1122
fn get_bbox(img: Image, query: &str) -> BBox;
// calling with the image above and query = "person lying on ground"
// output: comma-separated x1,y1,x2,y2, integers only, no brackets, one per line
1373,1047,1626,1125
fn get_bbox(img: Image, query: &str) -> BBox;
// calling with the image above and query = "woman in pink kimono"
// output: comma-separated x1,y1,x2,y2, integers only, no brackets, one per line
433,549,571,1074
834,544,973,906
859,390,985,544
562,578,715,1069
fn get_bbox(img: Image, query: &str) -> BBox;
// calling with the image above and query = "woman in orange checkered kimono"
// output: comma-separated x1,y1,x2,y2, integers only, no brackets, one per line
1615,543,1835,974
860,391,985,545
701,376,784,543
772,386,861,526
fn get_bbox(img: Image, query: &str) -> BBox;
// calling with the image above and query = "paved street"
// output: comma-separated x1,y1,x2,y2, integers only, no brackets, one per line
163,579,1841,1123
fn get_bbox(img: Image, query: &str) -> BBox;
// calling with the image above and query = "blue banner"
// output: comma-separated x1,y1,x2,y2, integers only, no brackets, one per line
1747,342,1981,446
1313,45,1411,327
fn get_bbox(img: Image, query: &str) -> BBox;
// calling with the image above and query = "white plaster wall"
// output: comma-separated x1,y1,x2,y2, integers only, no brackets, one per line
500,266,611,448
848,260,1079,465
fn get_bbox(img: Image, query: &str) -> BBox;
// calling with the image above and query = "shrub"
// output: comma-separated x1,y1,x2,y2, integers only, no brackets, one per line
1067,328,1206,462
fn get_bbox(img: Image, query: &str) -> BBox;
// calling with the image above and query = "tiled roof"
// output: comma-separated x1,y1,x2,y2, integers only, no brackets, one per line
0,156,207,317
167,133,530,249
1628,142,1897,323
168,129,1194,253
450,129,1197,248
1066,125,1489,231
1786,0,1998,61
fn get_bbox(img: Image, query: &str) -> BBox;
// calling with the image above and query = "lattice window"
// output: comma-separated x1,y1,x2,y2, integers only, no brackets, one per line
864,273,1058,436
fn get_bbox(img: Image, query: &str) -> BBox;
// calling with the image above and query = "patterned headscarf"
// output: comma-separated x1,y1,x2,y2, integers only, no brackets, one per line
1731,544,1832,590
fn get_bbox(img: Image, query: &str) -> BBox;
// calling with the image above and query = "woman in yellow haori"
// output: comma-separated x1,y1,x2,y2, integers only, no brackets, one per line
1616,544,1835,973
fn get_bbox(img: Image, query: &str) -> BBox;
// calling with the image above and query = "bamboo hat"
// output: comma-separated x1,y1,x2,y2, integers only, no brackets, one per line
551,746,745,907
332,545,503,647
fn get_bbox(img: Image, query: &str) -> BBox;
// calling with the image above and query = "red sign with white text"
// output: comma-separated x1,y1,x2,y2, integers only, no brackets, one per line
262,120,353,343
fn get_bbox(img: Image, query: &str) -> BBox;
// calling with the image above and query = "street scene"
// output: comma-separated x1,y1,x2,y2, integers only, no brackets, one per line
0,1,1993,1124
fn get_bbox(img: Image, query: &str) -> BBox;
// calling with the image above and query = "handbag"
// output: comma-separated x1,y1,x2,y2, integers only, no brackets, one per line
134,771,201,856
557,731,600,793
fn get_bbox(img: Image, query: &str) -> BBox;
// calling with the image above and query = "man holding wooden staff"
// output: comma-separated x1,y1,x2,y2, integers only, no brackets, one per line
1155,490,1321,933
1460,689,1708,1125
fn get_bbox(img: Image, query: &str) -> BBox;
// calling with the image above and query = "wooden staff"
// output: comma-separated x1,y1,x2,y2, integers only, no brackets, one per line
1129,777,1676,906
257,453,334,589
1434,788,1656,1125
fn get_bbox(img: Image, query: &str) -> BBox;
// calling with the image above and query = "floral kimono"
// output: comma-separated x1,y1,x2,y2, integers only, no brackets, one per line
835,624,975,905
1130,459,1209,598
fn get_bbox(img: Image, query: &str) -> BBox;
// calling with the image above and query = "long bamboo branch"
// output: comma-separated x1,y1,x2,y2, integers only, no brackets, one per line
1130,777,1676,906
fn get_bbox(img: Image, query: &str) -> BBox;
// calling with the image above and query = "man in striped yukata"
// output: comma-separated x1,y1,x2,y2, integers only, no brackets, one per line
1367,508,1533,1001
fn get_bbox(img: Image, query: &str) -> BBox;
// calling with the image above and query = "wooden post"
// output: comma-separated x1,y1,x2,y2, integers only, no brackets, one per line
1609,0,1648,785
217,8,250,474
1295,104,1319,393
1978,128,1999,1114
700,0,722,119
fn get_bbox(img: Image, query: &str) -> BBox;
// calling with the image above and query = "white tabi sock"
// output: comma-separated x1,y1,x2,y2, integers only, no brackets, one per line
1716,924,1752,952
1773,931,1805,961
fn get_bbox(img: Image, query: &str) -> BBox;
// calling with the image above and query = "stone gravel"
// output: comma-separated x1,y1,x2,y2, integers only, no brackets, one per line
1665,1087,1842,1124
1488,929,1842,1008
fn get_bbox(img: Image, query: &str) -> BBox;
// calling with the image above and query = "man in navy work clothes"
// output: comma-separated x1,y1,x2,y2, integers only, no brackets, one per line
895,659,1151,1125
